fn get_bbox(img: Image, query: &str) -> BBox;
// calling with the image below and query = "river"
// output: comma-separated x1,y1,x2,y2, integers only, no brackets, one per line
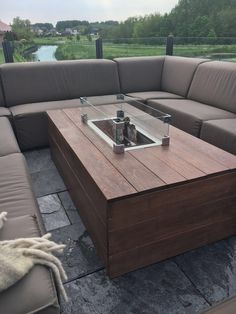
32,45,58,61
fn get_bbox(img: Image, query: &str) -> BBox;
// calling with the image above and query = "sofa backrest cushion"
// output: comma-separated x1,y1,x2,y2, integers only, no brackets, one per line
188,61,236,114
1,61,68,107
161,56,207,97
114,56,165,93
64,59,120,99
0,59,120,107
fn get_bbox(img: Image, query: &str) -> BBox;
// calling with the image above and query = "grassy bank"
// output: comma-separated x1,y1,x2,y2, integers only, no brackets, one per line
33,37,66,45
55,42,96,60
0,49,4,64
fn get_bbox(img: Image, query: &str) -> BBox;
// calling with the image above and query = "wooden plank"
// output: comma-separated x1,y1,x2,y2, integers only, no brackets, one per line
130,148,186,184
47,110,73,129
108,216,236,278
49,133,108,263
47,110,136,200
63,108,166,192
148,145,206,179
109,194,236,255
169,138,228,174
170,126,236,169
49,119,108,221
109,171,236,230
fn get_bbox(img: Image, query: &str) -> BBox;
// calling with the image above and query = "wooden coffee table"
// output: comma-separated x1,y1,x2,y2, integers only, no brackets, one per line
47,106,236,278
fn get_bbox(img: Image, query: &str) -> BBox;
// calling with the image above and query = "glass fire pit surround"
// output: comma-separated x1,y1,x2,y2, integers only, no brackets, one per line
80,94,171,154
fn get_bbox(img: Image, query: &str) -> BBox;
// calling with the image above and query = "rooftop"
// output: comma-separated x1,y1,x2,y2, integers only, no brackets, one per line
24,147,236,314
0,20,11,32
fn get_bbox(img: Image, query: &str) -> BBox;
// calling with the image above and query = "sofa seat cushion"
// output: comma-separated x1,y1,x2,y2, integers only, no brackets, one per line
0,214,40,240
203,295,236,314
126,91,183,102
200,119,236,155
0,117,20,157
0,215,59,314
0,107,11,117
0,153,44,230
11,98,82,150
147,99,236,137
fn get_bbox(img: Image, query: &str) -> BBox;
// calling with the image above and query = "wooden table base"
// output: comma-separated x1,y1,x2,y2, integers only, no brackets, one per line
48,107,236,278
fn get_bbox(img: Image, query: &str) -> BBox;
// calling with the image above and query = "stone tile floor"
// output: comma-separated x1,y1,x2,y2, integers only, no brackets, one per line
24,148,236,314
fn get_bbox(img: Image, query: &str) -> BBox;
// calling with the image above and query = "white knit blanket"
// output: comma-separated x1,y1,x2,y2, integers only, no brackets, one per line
0,212,68,301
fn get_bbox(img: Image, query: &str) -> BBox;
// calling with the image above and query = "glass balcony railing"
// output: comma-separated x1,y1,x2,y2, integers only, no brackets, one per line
1,36,236,63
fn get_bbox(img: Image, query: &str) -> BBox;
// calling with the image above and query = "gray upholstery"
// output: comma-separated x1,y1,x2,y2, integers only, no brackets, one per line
0,153,45,231
200,119,236,155
203,295,236,314
114,56,165,93
1,59,120,107
0,215,59,314
161,56,207,97
126,91,183,102
188,61,236,114
11,99,82,150
1,61,69,107
147,99,236,137
0,107,11,117
64,59,120,98
0,117,20,156
0,80,5,106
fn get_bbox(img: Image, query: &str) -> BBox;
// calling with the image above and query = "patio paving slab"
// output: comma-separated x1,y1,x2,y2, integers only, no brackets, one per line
51,222,104,282
24,148,55,173
175,239,236,305
60,262,209,314
58,191,81,224
37,194,70,231
31,167,66,197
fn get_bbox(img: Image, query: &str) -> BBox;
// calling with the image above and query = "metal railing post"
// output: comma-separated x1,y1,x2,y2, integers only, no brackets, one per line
2,40,14,63
166,35,174,56
96,38,103,59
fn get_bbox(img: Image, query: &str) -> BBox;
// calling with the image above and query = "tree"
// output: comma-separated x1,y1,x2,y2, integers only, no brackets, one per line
87,34,92,42
11,17,33,41
208,29,217,38
32,23,53,31
190,16,211,37
133,14,162,39
218,8,236,36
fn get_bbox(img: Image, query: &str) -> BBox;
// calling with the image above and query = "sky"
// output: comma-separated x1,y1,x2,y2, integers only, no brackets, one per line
1,0,179,25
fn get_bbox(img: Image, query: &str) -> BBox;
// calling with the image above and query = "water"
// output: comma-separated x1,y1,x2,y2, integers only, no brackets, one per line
32,45,58,61
205,53,236,62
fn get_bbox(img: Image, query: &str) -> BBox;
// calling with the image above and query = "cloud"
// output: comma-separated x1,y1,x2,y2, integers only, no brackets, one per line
1,0,179,24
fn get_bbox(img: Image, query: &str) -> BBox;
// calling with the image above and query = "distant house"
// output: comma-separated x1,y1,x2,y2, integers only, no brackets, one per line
65,28,73,35
0,20,11,43
31,26,44,36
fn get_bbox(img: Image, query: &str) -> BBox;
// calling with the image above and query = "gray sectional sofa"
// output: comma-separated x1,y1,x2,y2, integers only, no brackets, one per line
0,119,60,313
0,55,235,313
0,56,235,154
115,56,236,154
